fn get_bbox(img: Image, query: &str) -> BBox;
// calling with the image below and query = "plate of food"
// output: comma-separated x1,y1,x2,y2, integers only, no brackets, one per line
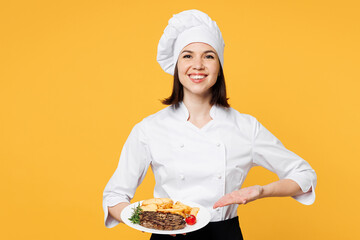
121,198,211,234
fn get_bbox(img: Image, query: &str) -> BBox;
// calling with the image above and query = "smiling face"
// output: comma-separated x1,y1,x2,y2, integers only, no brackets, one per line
177,42,220,99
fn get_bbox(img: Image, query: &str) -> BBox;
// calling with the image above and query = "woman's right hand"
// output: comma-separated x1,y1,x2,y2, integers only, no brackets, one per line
108,202,130,223
170,233,187,237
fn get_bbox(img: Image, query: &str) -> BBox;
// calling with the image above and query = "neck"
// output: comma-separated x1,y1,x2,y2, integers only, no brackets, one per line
182,93,212,121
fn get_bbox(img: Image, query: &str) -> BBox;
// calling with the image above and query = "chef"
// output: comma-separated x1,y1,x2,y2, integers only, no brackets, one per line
103,9,317,240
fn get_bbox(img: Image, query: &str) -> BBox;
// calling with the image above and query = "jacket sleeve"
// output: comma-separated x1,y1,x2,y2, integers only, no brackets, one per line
102,121,152,228
252,119,317,205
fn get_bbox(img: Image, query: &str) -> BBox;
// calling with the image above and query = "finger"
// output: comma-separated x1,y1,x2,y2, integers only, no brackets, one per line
213,199,225,209
214,192,249,208
214,195,233,208
213,195,235,208
214,199,246,208
213,201,227,209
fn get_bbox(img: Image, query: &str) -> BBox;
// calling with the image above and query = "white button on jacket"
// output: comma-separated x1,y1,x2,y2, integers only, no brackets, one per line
103,102,317,228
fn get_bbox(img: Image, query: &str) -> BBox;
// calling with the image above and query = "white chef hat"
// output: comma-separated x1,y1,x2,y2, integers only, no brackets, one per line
157,9,225,75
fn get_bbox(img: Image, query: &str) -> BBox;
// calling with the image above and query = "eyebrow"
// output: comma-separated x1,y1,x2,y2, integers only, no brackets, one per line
180,50,217,54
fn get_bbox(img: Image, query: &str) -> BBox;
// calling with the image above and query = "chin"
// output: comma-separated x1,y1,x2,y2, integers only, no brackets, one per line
184,88,211,97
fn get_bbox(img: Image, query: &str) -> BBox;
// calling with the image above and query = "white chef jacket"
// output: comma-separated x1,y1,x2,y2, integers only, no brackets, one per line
103,102,317,228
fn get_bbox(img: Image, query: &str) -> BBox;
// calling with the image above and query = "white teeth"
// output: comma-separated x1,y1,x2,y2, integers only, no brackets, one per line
189,75,206,79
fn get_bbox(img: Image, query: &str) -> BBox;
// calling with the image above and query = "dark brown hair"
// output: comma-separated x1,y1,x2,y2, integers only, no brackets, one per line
161,62,230,108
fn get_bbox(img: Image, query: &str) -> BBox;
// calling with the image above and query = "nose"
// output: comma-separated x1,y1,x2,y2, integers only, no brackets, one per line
192,57,205,70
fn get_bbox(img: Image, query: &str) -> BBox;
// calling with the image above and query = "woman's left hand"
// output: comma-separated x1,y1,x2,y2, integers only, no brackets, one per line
213,185,264,209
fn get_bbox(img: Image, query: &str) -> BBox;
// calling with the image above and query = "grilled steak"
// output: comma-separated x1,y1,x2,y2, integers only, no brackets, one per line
140,211,186,230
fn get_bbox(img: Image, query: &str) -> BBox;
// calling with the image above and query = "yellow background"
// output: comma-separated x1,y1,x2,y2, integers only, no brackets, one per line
1,0,359,239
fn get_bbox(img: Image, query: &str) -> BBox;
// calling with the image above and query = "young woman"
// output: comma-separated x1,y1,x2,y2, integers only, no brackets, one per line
103,10,317,240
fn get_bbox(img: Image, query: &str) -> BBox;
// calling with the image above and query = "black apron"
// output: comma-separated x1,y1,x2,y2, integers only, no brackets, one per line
150,216,243,240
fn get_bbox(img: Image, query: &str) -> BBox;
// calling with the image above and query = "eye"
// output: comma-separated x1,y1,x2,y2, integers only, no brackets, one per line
182,54,191,58
205,55,215,59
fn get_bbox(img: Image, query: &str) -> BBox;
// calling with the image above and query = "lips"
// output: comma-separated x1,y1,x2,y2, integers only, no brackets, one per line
188,74,208,83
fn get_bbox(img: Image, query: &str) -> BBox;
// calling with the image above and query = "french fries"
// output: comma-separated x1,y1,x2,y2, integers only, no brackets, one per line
140,203,157,212
190,207,200,216
140,198,199,218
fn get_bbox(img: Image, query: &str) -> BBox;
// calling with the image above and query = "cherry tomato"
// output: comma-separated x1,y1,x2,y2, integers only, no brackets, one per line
185,215,196,225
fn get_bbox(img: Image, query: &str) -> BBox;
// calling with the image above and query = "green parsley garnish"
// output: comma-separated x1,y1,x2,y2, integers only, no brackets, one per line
128,203,143,224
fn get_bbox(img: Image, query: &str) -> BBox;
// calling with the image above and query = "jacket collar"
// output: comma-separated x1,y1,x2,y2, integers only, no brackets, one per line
175,101,221,121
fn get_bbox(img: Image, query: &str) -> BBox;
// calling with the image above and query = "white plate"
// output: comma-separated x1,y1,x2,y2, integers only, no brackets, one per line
121,199,211,234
